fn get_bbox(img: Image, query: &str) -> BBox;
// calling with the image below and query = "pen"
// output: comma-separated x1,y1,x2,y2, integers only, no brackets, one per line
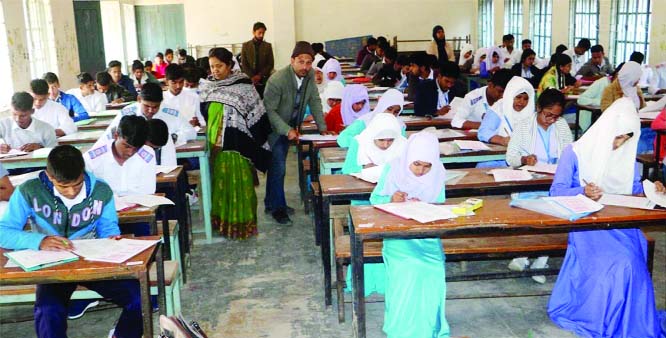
61,239,69,248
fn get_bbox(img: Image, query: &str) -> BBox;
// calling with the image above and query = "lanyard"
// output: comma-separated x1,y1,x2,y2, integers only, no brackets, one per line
503,115,513,133
537,126,554,164
443,91,449,106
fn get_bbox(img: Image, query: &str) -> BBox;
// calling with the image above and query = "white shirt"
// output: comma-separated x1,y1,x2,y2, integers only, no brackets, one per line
55,181,87,210
295,74,304,89
648,64,666,95
164,89,206,127
0,117,57,149
564,49,588,76
66,88,108,113
107,102,197,146
500,47,522,68
436,81,449,110
451,86,490,129
33,100,77,135
83,139,156,196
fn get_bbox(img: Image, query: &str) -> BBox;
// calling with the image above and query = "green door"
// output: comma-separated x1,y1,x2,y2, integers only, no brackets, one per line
135,4,186,60
74,1,106,76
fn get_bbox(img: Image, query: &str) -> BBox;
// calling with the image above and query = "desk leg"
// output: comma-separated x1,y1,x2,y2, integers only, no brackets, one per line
321,196,331,305
156,243,166,316
574,106,580,140
351,230,366,338
160,207,171,260
297,144,306,203
199,154,213,243
139,271,153,338
313,189,322,246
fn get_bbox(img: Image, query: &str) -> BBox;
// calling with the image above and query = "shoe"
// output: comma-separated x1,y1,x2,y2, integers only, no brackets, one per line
508,257,529,272
530,256,549,270
264,206,295,215
532,275,547,284
272,210,292,225
67,300,99,320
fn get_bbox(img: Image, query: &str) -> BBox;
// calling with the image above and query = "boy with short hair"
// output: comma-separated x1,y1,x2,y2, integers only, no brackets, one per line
576,45,614,78
372,46,400,86
177,49,195,65
146,118,175,166
435,61,467,117
356,37,378,66
451,69,513,129
406,51,435,102
165,49,174,64
96,72,134,104
164,64,205,127
0,92,57,153
564,38,592,75
500,34,521,67
107,60,138,100
84,115,156,196
67,72,108,113
30,79,77,137
43,72,89,121
0,145,143,338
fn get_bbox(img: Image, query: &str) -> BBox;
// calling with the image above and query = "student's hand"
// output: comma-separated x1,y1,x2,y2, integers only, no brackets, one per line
491,66,500,73
20,143,42,152
55,129,65,137
287,129,300,142
407,197,421,202
320,130,337,136
39,236,73,251
656,89,666,95
494,136,510,146
0,144,10,154
584,183,603,201
521,155,537,166
189,117,201,127
574,80,583,88
437,106,451,116
391,191,407,203
108,235,123,240
111,98,124,104
654,181,666,193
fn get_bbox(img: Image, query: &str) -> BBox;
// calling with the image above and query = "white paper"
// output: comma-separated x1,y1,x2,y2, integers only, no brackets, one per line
543,194,604,214
4,249,78,270
58,130,105,141
638,111,660,120
374,201,458,223
453,140,490,151
155,165,178,175
435,129,465,139
449,97,464,113
114,196,137,211
445,170,467,183
598,194,655,210
9,171,40,186
117,194,174,208
399,115,424,122
367,86,390,92
643,180,666,208
0,149,28,159
299,134,338,141
89,110,118,117
491,169,534,182
520,163,558,174
639,95,666,114
31,148,52,159
350,165,384,183
72,238,160,264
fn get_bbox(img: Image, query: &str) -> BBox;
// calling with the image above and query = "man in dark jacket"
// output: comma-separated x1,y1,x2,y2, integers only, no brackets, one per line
241,22,275,97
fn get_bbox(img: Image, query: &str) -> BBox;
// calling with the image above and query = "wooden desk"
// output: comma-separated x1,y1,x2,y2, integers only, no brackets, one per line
175,140,213,243
348,200,666,338
0,236,166,338
78,119,112,131
318,143,506,175
57,130,106,146
574,104,653,139
316,169,554,306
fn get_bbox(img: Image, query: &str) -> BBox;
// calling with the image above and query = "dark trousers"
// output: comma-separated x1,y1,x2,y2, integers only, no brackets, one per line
264,135,290,212
35,280,142,338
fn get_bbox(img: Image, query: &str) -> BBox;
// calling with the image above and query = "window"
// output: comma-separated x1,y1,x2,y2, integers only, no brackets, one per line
0,5,13,111
478,0,494,48
611,0,651,65
504,0,523,43
529,0,552,57
570,0,599,47
22,0,56,78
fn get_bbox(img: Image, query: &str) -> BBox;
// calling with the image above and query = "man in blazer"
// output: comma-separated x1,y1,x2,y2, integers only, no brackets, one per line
241,22,274,97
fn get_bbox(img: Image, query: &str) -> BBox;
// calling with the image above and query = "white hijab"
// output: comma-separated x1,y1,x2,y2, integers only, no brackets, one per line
322,58,343,84
355,113,407,166
458,44,475,66
381,131,446,202
618,61,642,109
321,81,344,112
490,76,535,137
485,46,503,70
572,97,640,194
358,88,405,125
473,47,488,69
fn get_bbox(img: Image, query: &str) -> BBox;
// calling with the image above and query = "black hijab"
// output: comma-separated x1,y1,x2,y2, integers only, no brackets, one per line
432,25,448,65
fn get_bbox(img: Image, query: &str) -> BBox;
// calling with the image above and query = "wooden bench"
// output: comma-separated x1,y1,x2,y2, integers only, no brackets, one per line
637,153,658,180
0,260,182,316
332,216,656,323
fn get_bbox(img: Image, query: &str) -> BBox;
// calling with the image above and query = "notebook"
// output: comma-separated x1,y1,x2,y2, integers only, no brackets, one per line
4,249,79,272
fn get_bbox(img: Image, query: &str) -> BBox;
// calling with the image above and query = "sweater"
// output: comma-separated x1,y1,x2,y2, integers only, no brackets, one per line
506,115,573,168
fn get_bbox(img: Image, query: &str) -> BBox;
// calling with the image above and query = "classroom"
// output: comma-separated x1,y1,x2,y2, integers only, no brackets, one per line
0,0,665,337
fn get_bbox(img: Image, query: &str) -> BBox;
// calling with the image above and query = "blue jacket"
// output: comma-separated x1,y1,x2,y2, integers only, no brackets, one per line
56,90,90,122
0,171,120,250
117,75,138,100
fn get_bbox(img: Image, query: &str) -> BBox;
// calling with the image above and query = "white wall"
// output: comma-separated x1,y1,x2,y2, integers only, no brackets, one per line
50,0,81,89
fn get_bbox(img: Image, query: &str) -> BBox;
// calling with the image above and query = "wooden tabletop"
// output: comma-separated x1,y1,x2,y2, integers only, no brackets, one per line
79,120,112,131
320,142,505,164
175,139,205,153
118,205,159,224
320,168,553,196
350,198,666,235
0,235,160,284
156,166,183,184
57,131,105,146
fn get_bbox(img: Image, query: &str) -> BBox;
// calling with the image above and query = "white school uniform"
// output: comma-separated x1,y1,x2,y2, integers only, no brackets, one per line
109,102,196,146
83,139,157,196
66,88,108,113
500,47,521,68
33,100,77,135
563,49,588,76
164,90,206,126
451,86,489,129
0,117,57,149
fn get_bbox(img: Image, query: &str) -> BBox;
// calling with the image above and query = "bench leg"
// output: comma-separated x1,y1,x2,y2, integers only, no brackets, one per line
647,239,655,275
336,259,345,323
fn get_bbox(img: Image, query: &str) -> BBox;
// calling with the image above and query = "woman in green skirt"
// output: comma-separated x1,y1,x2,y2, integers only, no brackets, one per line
200,47,272,239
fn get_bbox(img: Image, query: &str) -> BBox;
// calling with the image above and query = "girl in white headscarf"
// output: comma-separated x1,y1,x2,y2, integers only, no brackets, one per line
370,131,449,338
547,97,666,338
471,47,488,74
313,54,327,95
322,58,344,85
478,76,535,146
321,81,344,113
458,43,475,73
337,88,404,148
600,61,645,111
341,113,407,174
480,46,503,78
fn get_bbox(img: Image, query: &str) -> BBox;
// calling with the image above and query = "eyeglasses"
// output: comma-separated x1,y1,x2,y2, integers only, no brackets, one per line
541,110,561,121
